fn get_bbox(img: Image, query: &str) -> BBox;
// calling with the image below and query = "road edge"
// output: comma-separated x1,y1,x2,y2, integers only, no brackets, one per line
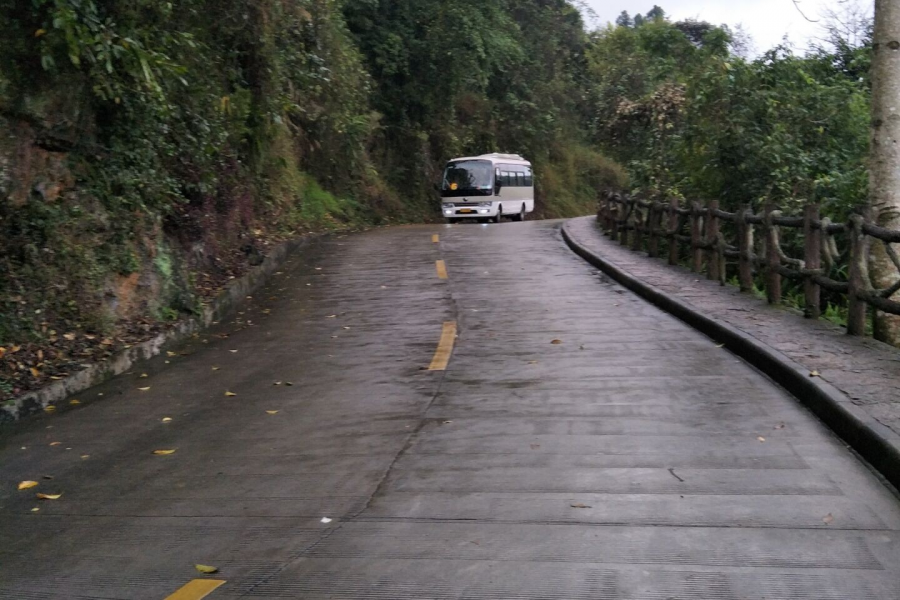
562,218,900,491
1,234,322,423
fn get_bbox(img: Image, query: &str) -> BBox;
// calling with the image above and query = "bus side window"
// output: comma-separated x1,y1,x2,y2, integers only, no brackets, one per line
502,171,512,186
523,167,533,187
515,172,524,187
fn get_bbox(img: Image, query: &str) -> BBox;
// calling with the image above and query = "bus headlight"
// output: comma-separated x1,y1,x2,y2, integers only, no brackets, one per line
479,209,489,214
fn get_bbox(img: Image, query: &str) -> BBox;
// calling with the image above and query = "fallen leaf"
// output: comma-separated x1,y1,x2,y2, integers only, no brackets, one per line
63,333,76,341
550,339,563,345
138,387,151,391
823,513,834,525
18,481,39,491
140,373,148,378
810,370,820,378
153,449,176,455
326,314,337,318
212,367,220,371
528,360,538,365
273,381,283,386
49,442,61,446
716,343,725,348
69,399,81,406
225,391,237,397
266,410,279,415
285,382,293,386
31,507,40,512
166,351,177,357
229,350,238,353
80,455,90,459
195,564,219,574
530,444,540,450
571,503,592,509
162,417,173,423
774,422,785,430
757,436,766,442
30,367,40,377
44,406,56,412
320,517,333,524
36,493,61,500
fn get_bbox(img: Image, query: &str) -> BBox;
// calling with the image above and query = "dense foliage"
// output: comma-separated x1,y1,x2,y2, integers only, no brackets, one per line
588,7,872,218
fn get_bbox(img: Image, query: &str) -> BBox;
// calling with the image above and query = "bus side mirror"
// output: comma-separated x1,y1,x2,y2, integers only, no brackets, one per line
494,180,503,194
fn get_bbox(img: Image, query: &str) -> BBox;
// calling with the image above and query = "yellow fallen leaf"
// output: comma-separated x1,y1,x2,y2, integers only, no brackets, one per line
225,391,237,397
229,350,238,353
138,387,151,391
18,481,39,491
810,370,820,377
212,366,221,371
166,351,177,357
153,449,176,455
757,436,766,442
195,564,219,574
69,399,81,405
44,406,56,412
49,442,61,446
140,373,148,378
36,493,62,500
550,339,563,345
162,417,173,422
266,410,279,415
31,507,40,512
30,367,40,377
80,454,90,459
326,315,337,318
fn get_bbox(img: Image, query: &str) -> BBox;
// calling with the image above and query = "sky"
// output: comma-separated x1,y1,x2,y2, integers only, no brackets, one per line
582,0,873,54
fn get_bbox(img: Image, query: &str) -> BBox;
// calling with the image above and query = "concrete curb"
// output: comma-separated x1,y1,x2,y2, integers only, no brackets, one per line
1,234,321,423
562,219,900,491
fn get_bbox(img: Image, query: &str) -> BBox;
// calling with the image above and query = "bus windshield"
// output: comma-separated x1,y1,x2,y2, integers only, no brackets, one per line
442,160,493,196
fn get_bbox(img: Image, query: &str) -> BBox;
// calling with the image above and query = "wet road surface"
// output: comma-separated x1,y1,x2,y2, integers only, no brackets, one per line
1,220,899,599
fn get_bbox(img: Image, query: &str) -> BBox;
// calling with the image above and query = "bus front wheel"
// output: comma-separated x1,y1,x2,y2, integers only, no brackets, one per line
493,209,503,224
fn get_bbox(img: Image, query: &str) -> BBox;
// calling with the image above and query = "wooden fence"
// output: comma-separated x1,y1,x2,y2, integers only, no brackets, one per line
597,191,900,336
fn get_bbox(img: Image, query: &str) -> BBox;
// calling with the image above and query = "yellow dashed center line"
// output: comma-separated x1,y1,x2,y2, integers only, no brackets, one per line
164,579,226,600
432,234,439,243
435,259,448,280
428,321,457,371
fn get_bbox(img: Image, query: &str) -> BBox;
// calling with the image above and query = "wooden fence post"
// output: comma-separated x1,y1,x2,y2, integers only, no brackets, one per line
737,205,754,292
668,197,679,266
705,199,720,281
611,195,621,242
632,203,644,251
803,204,821,320
690,202,703,273
847,213,869,336
764,202,782,304
648,201,660,258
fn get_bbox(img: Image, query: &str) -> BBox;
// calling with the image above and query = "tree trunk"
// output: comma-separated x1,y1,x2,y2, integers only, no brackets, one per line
870,0,900,345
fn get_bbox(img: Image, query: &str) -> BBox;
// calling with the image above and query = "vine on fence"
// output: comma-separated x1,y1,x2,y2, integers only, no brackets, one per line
597,191,900,337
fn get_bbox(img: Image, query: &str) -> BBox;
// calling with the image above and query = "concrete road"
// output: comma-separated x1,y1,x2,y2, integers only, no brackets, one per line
2,220,899,599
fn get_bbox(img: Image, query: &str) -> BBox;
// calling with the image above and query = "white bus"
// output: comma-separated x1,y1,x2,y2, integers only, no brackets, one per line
439,153,534,223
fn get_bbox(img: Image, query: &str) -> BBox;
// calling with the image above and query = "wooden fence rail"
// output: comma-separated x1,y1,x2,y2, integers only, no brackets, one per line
597,191,900,336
